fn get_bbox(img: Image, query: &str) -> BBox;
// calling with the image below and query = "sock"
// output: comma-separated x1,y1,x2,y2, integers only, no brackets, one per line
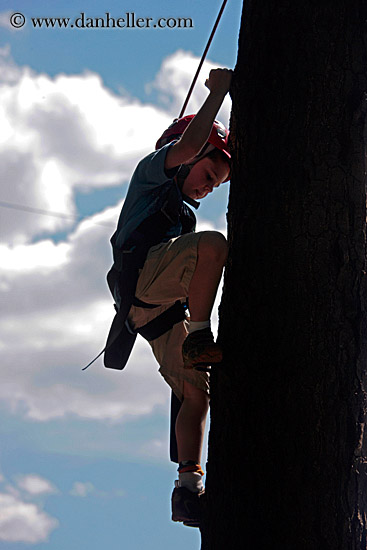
177,461,204,493
178,472,204,493
188,320,210,334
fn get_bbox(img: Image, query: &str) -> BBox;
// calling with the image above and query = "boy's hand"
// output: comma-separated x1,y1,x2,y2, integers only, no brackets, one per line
205,68,233,97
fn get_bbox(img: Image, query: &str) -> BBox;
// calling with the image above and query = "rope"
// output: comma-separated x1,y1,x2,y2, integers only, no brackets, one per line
178,0,229,118
0,200,115,228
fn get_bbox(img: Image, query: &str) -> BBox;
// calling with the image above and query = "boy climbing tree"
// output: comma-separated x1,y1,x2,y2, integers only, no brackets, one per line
105,68,232,527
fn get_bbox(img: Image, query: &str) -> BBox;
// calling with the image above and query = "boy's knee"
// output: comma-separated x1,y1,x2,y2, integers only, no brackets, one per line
183,381,210,409
198,231,228,265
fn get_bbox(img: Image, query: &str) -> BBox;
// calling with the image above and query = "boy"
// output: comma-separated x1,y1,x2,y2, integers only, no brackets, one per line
107,68,232,527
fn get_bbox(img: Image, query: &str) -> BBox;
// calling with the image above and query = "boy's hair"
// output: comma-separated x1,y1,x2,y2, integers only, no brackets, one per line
205,148,231,178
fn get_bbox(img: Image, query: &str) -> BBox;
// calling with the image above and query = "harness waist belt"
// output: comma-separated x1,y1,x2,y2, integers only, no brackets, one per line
135,300,187,341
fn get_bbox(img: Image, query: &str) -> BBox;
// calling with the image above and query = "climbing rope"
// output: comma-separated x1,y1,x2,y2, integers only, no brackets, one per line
178,0,229,118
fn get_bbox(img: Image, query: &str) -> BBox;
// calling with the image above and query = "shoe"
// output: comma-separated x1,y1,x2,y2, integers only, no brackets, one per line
171,482,204,528
182,328,223,370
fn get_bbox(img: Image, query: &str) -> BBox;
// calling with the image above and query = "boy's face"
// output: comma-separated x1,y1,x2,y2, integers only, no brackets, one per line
181,156,230,200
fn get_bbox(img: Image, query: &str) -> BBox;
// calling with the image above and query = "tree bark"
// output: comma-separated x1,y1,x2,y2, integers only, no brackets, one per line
201,1,367,548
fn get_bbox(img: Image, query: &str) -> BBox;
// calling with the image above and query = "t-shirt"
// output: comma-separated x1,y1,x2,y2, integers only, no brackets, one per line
111,142,183,252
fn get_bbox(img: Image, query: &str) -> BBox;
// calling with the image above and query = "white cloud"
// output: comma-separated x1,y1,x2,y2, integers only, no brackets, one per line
148,49,231,124
0,469,58,542
0,48,172,245
0,204,170,422
0,240,70,272
0,491,58,543
16,474,58,495
0,11,13,31
70,481,95,497
69,481,126,499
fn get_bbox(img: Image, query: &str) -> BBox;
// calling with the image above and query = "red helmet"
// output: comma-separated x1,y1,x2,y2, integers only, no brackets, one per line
156,115,231,162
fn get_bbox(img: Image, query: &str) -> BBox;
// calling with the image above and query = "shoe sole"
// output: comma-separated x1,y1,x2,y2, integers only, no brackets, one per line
172,516,200,527
183,350,223,370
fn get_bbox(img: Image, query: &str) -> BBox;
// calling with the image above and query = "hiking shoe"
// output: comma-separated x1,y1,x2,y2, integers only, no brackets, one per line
182,328,223,370
171,482,204,527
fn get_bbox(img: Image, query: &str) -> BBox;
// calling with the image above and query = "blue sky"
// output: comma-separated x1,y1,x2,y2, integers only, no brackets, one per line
0,1,242,548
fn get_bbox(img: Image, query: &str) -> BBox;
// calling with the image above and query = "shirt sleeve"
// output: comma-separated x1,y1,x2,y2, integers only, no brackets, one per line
136,142,181,187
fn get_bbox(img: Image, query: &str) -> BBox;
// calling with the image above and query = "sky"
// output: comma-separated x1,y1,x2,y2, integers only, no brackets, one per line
0,1,243,548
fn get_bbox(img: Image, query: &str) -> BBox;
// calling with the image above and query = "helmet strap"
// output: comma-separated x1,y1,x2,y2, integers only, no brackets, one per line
173,142,219,210
173,144,216,210
175,164,192,189
174,165,200,209
175,143,214,190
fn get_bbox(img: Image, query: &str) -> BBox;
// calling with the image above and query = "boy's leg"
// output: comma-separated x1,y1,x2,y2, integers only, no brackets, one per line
183,231,228,369
126,233,218,525
172,380,209,527
175,380,209,464
188,231,228,322
130,230,227,320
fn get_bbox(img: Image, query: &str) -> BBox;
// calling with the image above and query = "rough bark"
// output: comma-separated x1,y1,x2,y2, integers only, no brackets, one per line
201,1,367,548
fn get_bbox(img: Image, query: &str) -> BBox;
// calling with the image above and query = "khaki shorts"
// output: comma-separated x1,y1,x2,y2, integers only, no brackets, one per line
127,232,210,402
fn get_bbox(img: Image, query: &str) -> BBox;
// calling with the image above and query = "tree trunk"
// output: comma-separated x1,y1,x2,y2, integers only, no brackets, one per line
201,1,367,548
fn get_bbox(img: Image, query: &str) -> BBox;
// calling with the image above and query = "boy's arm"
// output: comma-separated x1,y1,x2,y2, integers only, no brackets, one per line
164,68,232,171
